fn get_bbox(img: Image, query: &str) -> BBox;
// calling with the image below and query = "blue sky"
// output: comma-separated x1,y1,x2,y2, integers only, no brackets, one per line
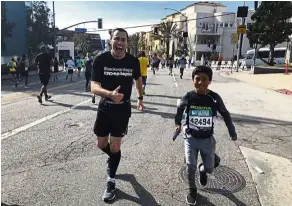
47,1,254,39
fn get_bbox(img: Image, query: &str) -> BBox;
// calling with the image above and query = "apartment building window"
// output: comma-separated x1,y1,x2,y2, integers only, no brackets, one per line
224,23,228,28
229,23,233,27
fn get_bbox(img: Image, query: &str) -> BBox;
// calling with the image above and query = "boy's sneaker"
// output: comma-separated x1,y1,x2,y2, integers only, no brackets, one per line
102,181,116,201
186,188,197,205
198,163,208,186
214,154,221,168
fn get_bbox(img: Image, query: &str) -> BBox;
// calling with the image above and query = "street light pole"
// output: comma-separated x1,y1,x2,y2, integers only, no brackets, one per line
164,8,188,56
52,1,56,58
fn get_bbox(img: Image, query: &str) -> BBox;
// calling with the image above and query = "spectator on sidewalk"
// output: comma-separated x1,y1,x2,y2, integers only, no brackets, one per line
7,57,17,86
19,54,29,88
53,57,59,81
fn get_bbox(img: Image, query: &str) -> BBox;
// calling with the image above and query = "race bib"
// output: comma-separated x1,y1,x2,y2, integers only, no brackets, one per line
188,107,213,128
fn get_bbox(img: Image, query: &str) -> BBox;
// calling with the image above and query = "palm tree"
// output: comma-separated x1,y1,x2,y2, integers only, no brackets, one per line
158,21,182,59
129,33,143,57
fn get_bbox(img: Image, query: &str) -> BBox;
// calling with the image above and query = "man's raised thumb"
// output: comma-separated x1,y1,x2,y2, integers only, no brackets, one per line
114,85,121,92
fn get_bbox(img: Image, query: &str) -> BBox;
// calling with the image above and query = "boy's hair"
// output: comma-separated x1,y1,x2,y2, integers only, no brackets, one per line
192,65,213,81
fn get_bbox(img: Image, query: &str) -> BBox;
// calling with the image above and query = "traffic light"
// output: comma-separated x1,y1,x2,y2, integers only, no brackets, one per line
98,18,103,29
254,1,258,10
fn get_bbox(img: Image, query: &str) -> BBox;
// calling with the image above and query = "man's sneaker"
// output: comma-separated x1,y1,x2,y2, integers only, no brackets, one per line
37,96,42,104
92,96,95,104
25,85,29,88
102,181,116,201
198,163,207,186
45,96,51,101
186,188,197,205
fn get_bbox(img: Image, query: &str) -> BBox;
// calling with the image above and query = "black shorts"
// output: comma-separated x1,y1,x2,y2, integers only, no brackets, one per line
39,74,50,86
77,67,81,71
93,110,130,137
68,69,73,75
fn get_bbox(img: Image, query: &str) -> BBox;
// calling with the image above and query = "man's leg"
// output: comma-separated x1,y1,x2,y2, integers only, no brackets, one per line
102,115,129,201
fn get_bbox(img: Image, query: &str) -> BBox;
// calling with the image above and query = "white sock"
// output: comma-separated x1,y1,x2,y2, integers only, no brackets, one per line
107,177,115,183
199,164,205,172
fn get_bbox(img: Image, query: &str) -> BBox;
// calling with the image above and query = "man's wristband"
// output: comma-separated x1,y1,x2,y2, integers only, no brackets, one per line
138,96,143,100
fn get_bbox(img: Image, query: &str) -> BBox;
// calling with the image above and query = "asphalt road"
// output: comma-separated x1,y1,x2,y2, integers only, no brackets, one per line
2,67,262,206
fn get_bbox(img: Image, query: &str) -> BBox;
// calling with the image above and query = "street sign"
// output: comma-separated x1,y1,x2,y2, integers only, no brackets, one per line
231,33,238,44
75,28,87,33
237,24,246,34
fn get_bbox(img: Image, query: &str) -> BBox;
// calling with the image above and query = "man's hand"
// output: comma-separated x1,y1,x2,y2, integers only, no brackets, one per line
109,85,124,103
137,99,144,111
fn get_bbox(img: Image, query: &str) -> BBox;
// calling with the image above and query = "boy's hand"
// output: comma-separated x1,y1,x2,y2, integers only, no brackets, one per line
231,133,237,141
175,125,181,133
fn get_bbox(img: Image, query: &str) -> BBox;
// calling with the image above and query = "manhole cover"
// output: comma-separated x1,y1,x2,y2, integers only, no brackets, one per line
179,165,246,194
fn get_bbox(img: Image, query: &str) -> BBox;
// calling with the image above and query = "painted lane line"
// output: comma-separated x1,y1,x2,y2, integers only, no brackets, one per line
1,99,91,140
177,99,181,107
254,166,265,174
172,73,178,87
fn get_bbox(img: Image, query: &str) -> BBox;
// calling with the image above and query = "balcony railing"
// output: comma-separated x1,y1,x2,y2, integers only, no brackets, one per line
193,44,222,52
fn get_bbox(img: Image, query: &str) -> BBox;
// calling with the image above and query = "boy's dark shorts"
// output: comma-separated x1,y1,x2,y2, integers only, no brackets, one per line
93,110,130,137
68,69,73,75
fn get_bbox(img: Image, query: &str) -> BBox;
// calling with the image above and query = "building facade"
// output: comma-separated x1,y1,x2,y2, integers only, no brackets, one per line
1,1,29,64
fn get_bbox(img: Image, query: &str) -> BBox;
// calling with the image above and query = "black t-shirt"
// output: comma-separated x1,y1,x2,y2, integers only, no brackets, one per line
91,52,141,114
35,52,52,74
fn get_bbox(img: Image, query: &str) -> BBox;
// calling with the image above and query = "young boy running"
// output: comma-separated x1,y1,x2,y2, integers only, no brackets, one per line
174,65,237,205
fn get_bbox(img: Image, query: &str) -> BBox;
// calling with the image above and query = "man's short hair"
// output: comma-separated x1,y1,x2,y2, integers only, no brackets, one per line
192,65,213,81
141,51,146,57
110,28,129,41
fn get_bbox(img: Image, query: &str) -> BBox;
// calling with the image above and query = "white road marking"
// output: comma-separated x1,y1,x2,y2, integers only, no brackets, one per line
177,99,181,106
172,73,178,87
1,99,91,140
254,166,265,174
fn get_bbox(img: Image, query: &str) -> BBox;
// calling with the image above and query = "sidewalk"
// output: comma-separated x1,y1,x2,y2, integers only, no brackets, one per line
220,70,292,91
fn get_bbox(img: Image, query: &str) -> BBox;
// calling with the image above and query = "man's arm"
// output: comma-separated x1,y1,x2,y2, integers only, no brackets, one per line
133,58,143,97
175,93,189,126
91,81,112,98
215,93,237,137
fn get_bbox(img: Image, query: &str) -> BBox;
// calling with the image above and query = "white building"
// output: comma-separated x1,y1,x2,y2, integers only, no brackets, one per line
179,2,287,63
56,41,74,60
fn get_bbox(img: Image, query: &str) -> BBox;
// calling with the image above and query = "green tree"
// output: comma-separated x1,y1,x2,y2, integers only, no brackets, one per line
72,33,89,55
158,21,181,59
1,2,15,51
26,1,52,57
247,2,292,66
129,33,143,57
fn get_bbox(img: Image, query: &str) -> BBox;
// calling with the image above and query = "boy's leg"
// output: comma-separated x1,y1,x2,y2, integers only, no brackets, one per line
184,136,199,205
198,136,216,186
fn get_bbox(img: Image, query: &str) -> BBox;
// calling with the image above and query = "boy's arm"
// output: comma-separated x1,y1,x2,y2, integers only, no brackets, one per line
215,93,237,140
175,93,189,127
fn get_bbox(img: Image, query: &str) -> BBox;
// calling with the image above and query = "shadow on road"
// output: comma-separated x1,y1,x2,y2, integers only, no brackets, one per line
131,105,175,119
221,193,248,206
1,203,21,206
112,174,160,205
230,113,292,126
196,193,216,205
145,94,182,99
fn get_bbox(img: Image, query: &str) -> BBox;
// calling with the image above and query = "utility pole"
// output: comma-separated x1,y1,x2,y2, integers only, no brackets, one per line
236,2,248,72
53,1,56,58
